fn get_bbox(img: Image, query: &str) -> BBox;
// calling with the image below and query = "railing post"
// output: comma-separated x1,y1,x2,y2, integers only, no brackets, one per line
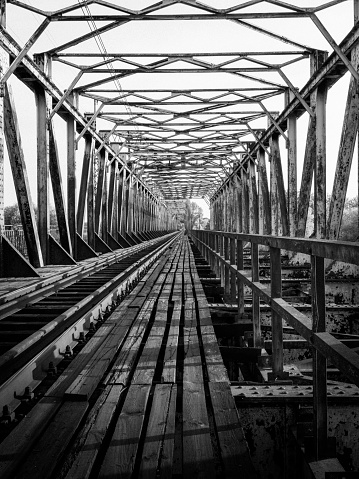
230,237,236,303
312,254,327,459
219,233,225,287
224,234,230,297
206,231,210,263
252,241,261,347
269,246,284,378
237,237,244,321
209,232,215,272
214,233,220,279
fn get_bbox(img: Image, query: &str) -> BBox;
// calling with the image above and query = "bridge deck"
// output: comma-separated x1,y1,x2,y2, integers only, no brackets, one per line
0,235,256,479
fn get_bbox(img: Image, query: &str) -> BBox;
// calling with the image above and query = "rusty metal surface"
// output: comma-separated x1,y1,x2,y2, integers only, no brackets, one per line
232,384,359,402
237,404,359,478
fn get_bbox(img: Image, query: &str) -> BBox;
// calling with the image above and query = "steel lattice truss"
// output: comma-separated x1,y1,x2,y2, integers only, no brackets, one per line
4,0,352,200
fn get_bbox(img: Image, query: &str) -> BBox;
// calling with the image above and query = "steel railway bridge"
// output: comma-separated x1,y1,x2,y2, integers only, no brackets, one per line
0,1,359,478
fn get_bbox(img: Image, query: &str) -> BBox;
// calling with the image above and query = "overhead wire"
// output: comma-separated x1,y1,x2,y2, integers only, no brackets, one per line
75,1,189,200
27,0,58,49
76,0,139,138
76,0,166,197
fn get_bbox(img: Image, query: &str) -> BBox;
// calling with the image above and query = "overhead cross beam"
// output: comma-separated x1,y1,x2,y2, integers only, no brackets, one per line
2,0,355,206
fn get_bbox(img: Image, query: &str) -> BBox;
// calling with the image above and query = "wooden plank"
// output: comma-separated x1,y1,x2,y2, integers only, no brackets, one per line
201,332,229,383
63,319,132,399
132,326,165,384
184,300,196,328
104,299,156,385
46,308,138,398
148,284,162,297
65,385,123,479
208,382,257,478
45,323,117,398
0,397,62,479
183,327,203,384
183,273,193,300
162,302,181,383
183,381,216,479
183,297,203,383
197,300,214,327
309,458,345,478
155,299,169,322
15,401,89,479
139,384,177,479
128,296,148,308
99,384,151,478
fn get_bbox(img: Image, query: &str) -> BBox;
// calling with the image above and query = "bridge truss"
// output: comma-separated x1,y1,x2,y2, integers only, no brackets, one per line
1,0,359,471
0,1,358,264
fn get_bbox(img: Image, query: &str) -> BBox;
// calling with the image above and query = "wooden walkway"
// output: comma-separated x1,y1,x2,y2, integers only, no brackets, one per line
0,235,257,479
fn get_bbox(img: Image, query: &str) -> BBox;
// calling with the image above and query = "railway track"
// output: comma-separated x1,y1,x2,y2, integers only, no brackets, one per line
0,232,179,414
0,234,257,479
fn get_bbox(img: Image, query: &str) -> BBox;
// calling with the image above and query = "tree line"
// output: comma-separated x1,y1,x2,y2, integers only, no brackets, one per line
4,195,358,240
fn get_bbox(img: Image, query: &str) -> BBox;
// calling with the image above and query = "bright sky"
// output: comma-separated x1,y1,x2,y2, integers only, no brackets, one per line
2,1,357,222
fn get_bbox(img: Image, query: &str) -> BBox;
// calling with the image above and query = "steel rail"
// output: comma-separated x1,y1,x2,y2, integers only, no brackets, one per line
0,232,179,414
0,234,171,313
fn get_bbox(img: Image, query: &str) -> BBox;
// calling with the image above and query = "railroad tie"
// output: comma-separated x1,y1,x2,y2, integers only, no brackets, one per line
0,235,257,479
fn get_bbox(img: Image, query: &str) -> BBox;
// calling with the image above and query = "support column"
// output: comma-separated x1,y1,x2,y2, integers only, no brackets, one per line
312,254,327,460
49,122,72,255
4,84,43,267
270,246,284,378
127,173,134,234
67,94,76,255
242,169,249,234
237,237,244,320
297,116,316,237
35,53,51,263
327,43,359,239
0,0,7,231
148,196,153,232
112,164,119,236
107,160,116,236
257,147,271,234
117,167,125,237
248,160,259,234
87,144,95,249
101,154,108,240
249,159,260,346
132,179,138,233
210,201,214,230
77,135,93,238
95,148,106,235
270,150,278,236
235,175,242,233
270,134,289,236
315,85,327,239
297,51,327,237
223,186,228,231
287,91,297,236
313,81,328,460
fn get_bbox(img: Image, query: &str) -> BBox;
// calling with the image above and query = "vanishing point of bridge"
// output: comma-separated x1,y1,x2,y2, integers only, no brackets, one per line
0,1,359,478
